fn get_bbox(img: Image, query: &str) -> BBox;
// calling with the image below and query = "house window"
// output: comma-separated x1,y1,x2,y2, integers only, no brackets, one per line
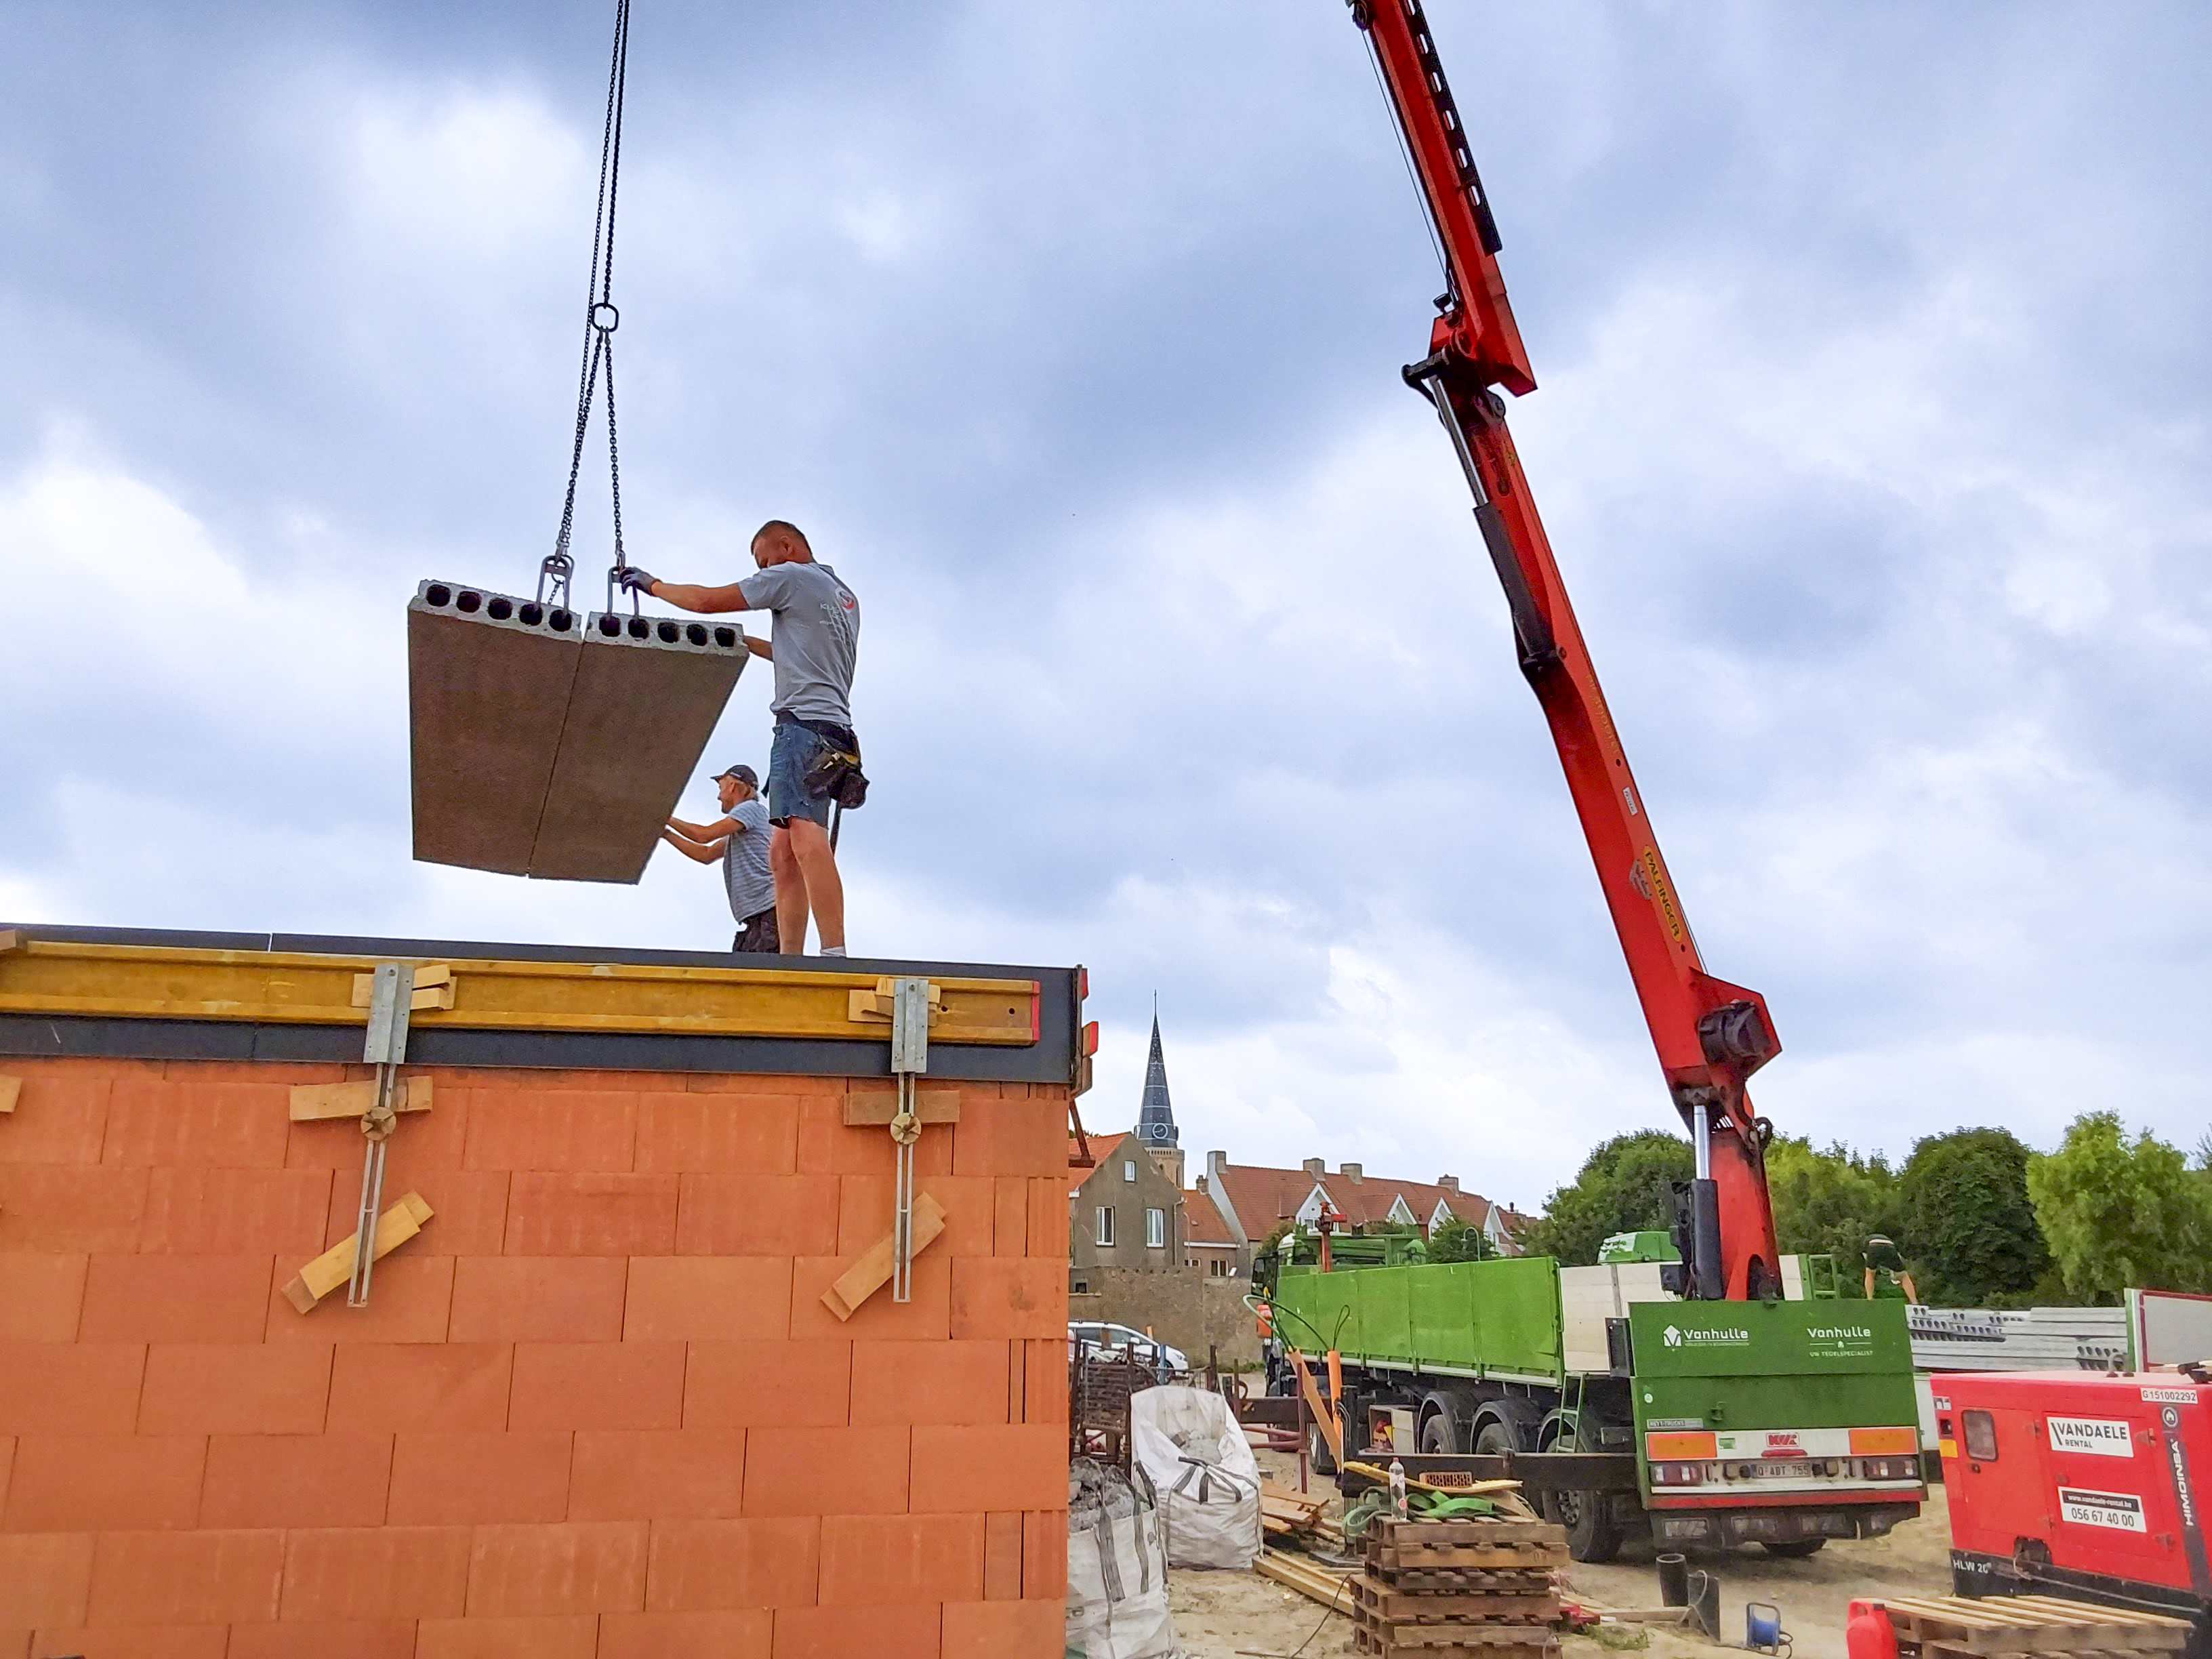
1145,1208,1166,1249
1124,1160,1137,1183
1094,1207,1115,1247
1209,1258,1229,1278
1072,1279,1089,1294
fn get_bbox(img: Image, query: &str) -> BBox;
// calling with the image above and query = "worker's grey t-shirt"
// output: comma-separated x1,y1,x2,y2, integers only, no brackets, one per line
720,797,775,921
737,560,859,726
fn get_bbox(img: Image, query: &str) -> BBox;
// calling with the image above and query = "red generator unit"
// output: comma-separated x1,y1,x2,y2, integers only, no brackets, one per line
1941,1369,2212,1654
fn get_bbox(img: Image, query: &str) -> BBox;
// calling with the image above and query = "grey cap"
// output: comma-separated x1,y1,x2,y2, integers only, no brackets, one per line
714,763,760,788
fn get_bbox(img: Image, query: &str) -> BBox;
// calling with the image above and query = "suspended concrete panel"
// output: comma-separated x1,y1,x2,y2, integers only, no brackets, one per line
407,581,747,884
531,609,750,882
407,581,582,875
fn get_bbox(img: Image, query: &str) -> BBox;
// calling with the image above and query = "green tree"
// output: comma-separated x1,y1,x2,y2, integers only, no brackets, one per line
1521,1130,1693,1267
2026,1113,2212,1303
1765,1136,1899,1298
1425,1214,1494,1263
1898,1128,2051,1306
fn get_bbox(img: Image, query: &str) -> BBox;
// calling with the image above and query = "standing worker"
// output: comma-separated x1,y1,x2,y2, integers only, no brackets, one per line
662,764,779,954
620,519,861,957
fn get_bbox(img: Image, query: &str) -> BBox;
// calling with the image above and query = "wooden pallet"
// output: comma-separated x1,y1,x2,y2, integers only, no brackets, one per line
1352,1625,1559,1659
1353,1577,1561,1624
1878,1595,2194,1656
1366,1519,1572,1574
1380,1568,1557,1595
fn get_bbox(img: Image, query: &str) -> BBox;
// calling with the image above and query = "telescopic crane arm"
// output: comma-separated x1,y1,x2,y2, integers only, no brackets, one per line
1350,0,1782,1300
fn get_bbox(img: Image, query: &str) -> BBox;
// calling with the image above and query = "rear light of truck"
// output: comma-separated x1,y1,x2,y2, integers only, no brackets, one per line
1857,1455,1919,1481
1651,1461,1706,1486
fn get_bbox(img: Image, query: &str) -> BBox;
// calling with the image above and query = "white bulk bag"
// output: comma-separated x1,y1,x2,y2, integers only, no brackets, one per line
1131,1383,1264,1570
1067,1461,1179,1659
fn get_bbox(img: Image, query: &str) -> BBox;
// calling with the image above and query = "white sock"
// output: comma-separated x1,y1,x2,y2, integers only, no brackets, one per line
820,945,846,957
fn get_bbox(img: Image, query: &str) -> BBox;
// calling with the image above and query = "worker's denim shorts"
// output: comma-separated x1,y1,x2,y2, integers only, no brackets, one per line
767,720,834,830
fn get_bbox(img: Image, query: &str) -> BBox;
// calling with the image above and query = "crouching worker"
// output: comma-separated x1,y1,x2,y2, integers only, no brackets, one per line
662,764,779,953
620,518,861,957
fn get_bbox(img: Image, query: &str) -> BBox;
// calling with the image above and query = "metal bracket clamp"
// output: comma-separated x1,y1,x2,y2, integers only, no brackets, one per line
351,962,416,1307
887,976,932,1305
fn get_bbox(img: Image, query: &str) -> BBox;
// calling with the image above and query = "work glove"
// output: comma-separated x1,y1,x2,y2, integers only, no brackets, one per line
615,566,657,595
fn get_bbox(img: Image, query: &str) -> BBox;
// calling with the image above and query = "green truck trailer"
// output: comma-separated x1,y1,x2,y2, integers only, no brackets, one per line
1266,1252,1925,1561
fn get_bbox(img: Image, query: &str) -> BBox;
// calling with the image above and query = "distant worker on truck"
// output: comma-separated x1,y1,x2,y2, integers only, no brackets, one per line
619,520,862,958
661,764,779,954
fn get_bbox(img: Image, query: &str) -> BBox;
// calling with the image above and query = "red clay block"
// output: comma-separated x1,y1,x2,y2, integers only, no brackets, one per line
327,1343,512,1433
982,1513,1023,1600
330,1169,510,1257
786,1256,948,1343
682,1342,848,1429
27,1626,226,1659
138,1167,331,1256
102,1078,290,1168
1025,1178,1065,1260
942,1598,1064,1658
279,1525,470,1620
623,1258,791,1343
674,1174,840,1256
1023,1340,1068,1425
510,1342,684,1431
819,1513,984,1606
413,1615,598,1658
0,1533,94,1626
848,1341,1008,1427
504,1174,676,1256
448,1256,626,1343
267,1249,455,1345
0,1256,87,1340
0,1070,108,1165
0,1344,144,1435
1022,1510,1067,1597
909,1426,1066,1514
465,1520,647,1616
3,1435,204,1532
992,1179,1028,1257
794,1098,949,1179
598,1610,773,1659
836,1176,994,1258
947,1258,1064,1341
463,1090,638,1173
681,1073,843,1097
642,1518,819,1612
742,1426,908,1517
84,1528,284,1625
224,1620,414,1659
771,1603,939,1659
569,1428,747,1520
138,1343,330,1436
200,1433,393,1529
386,1431,573,1525
79,1254,272,1345
949,1093,1062,1179
0,1166,148,1254
635,1090,800,1174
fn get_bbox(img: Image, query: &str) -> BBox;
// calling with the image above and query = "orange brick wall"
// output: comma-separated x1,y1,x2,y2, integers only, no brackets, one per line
0,1057,1069,1659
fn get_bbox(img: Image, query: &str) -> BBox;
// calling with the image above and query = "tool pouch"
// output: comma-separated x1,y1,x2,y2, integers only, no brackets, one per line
803,738,869,811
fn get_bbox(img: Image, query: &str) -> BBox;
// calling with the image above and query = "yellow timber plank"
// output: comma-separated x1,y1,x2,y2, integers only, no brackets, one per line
0,1075,19,1114
289,1077,434,1122
282,1191,434,1311
821,1193,947,1322
0,941,1040,1046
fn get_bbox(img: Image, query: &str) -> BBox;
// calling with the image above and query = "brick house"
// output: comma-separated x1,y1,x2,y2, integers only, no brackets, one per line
1195,1154,1526,1258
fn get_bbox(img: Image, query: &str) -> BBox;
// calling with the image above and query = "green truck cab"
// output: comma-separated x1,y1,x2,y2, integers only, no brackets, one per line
1266,1250,1924,1561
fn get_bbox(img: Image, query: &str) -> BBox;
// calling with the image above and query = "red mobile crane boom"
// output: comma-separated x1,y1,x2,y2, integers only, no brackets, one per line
1351,0,1782,1301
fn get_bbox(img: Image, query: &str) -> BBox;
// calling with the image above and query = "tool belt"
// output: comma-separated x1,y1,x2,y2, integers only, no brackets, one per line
782,712,869,810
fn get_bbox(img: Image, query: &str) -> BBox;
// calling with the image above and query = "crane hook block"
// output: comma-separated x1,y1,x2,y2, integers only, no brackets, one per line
407,579,748,883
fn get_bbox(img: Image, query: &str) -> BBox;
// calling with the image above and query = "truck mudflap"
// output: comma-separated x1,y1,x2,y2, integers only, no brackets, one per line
1650,1500,1919,1549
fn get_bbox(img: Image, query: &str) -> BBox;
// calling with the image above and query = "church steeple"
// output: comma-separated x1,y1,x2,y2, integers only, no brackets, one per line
1136,1009,1178,1152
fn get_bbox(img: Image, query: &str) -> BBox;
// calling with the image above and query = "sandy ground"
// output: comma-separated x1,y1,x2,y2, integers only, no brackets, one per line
1160,1454,1954,1659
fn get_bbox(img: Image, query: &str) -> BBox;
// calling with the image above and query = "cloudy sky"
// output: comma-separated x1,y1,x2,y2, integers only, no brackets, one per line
5,1,2208,1213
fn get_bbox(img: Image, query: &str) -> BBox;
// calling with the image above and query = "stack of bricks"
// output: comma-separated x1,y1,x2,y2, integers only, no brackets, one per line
1351,1515,1567,1659
0,1055,1070,1658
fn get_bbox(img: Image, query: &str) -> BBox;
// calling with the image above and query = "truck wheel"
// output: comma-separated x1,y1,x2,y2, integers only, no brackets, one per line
1475,1422,1519,1457
1538,1427,1623,1563
1761,1538,1826,1559
1307,1420,1338,1477
1420,1396,1463,1454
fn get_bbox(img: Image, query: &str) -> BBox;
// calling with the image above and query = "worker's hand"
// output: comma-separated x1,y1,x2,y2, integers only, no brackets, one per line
616,566,657,596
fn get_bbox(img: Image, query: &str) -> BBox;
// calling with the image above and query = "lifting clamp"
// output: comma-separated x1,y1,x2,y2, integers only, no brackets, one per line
886,976,933,1303
350,962,420,1307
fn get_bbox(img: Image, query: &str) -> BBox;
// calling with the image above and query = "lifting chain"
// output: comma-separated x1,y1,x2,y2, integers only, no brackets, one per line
541,0,636,615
